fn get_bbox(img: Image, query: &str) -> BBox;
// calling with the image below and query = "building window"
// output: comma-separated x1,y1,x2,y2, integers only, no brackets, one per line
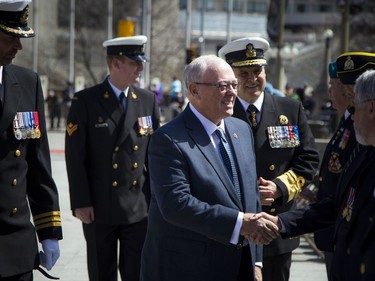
197,0,215,11
247,1,268,13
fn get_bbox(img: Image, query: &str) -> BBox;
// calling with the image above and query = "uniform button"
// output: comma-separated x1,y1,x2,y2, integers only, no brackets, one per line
347,248,350,255
319,176,323,182
12,179,17,186
133,145,139,151
113,163,118,169
269,165,275,171
236,243,243,250
369,216,373,223
270,208,276,213
132,180,137,186
12,208,18,215
15,150,21,157
114,146,120,152
360,263,366,274
133,162,138,169
112,181,118,187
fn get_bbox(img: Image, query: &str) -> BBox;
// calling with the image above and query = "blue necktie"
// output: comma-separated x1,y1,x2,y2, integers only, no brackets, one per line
215,129,241,200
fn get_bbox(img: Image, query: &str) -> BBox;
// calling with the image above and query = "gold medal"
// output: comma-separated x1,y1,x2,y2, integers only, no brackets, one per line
35,127,41,139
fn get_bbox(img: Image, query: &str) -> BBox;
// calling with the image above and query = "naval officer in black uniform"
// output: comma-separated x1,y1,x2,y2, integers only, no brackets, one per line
65,36,160,281
218,37,319,281
0,0,62,280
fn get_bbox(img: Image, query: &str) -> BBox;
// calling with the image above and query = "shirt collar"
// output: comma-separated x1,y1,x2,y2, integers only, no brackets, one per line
189,103,226,138
107,77,129,99
237,91,264,112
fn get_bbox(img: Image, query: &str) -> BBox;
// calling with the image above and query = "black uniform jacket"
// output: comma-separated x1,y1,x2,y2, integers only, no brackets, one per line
65,78,160,225
314,114,357,251
0,65,62,277
278,146,375,281
233,93,319,256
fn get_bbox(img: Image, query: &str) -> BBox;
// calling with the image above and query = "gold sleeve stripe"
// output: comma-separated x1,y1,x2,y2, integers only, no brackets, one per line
33,211,61,220
34,216,61,226
276,170,305,202
35,222,62,231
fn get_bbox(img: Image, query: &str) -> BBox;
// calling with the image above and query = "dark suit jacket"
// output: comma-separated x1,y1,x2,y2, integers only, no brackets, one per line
65,78,160,224
233,93,319,256
279,146,375,281
0,65,62,277
140,105,262,281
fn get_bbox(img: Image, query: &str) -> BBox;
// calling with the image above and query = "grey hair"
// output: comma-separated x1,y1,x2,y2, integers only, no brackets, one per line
354,69,375,102
183,54,228,92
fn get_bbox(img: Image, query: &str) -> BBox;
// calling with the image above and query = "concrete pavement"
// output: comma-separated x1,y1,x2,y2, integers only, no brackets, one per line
34,130,327,281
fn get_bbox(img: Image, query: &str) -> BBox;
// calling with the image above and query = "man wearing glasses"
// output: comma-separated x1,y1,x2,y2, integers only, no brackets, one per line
140,55,279,281
219,37,319,281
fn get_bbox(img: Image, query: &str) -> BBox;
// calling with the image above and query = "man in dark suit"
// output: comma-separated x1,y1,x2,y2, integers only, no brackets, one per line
256,67,375,281
218,37,319,281
65,36,160,281
140,54,279,281
0,1,62,280
314,60,357,280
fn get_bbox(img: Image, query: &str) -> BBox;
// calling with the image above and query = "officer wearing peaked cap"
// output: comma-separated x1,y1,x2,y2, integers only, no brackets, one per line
219,37,319,281
65,35,160,281
0,0,62,279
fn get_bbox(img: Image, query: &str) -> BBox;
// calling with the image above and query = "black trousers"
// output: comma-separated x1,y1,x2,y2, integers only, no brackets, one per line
0,271,32,281
83,219,147,281
262,252,292,281
237,245,254,281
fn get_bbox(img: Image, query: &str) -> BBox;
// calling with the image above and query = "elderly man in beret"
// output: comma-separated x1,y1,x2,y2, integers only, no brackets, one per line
219,37,319,281
0,0,62,280
313,60,358,281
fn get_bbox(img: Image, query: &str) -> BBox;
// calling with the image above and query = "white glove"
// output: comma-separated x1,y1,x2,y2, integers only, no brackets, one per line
40,239,60,270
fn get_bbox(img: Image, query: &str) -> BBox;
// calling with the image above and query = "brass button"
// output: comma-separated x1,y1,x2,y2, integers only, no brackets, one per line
319,176,323,182
360,263,366,274
133,162,138,169
113,163,118,169
15,150,21,157
236,243,243,250
270,208,276,213
114,146,120,152
12,179,17,186
112,181,118,187
132,180,137,186
133,145,139,151
269,164,275,171
12,208,18,214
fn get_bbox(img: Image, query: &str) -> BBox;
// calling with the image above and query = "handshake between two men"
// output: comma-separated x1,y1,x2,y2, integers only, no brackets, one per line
240,212,281,245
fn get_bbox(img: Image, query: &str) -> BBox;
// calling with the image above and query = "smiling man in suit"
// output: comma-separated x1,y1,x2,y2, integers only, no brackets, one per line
140,55,279,281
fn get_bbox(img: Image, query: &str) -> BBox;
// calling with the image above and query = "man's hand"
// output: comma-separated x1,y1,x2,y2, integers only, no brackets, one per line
240,213,279,245
258,177,282,206
74,206,95,224
254,266,262,281
40,239,60,270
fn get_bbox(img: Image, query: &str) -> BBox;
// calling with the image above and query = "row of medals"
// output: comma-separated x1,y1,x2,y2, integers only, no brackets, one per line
13,112,41,140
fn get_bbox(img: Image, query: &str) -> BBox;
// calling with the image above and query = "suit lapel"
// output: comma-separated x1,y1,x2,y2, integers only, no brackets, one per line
0,67,23,135
184,107,242,208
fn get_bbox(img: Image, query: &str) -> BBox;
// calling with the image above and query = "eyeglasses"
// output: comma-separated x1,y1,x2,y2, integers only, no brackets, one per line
194,81,238,92
347,98,375,115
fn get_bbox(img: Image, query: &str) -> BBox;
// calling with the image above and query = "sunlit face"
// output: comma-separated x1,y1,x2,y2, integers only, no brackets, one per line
114,56,144,86
351,97,375,146
190,63,237,125
0,31,22,66
328,78,350,113
233,65,266,103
